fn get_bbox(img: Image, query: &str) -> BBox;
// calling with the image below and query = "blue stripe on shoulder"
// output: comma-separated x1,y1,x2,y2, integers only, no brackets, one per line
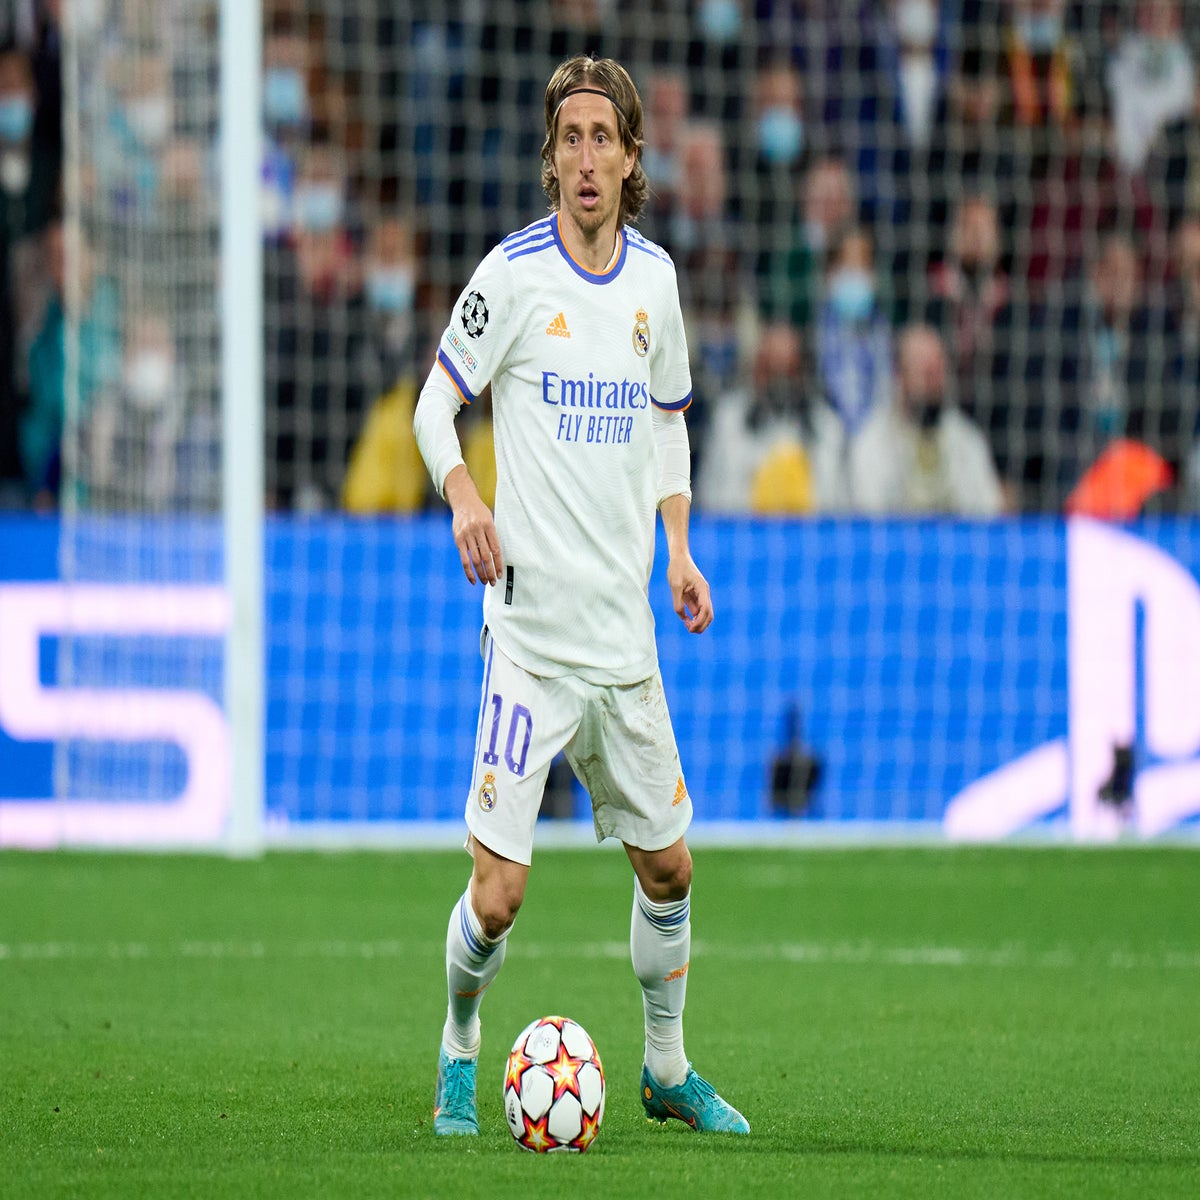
626,231,672,263
501,219,555,251
505,238,555,261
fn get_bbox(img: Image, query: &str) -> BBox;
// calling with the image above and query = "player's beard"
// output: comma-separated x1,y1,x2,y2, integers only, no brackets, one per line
564,185,620,245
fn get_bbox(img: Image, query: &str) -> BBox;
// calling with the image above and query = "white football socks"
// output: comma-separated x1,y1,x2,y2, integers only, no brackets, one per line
630,877,690,1088
442,887,509,1061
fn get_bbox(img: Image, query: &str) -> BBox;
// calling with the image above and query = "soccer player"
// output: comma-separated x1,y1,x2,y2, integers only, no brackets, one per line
414,55,749,1137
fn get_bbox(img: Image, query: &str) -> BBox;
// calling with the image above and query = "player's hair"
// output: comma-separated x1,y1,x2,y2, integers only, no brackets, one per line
541,55,648,227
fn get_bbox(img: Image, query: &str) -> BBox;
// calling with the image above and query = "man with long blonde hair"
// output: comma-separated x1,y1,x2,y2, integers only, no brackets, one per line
415,54,749,1138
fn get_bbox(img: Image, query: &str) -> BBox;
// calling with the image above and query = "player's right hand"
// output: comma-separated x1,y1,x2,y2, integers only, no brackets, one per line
445,466,504,586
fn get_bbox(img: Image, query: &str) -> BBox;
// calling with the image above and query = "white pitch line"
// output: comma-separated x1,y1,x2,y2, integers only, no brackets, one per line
1,939,1199,971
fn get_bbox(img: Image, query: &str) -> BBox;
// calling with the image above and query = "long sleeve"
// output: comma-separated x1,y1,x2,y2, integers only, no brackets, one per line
413,361,466,500
653,406,691,506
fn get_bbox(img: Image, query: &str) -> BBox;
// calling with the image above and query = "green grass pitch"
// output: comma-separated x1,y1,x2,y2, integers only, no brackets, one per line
3,846,1199,1198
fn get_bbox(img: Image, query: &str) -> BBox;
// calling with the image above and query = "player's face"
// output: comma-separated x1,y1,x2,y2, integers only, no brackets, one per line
551,92,635,244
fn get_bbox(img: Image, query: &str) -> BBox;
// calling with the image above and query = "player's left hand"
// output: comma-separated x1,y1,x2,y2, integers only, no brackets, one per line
667,555,713,634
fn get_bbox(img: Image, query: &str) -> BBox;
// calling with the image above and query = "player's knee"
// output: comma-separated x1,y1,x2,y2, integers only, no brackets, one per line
472,878,524,940
639,845,692,902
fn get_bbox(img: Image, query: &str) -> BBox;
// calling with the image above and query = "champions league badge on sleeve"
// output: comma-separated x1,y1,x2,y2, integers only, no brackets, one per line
461,290,490,339
478,772,498,811
632,307,650,357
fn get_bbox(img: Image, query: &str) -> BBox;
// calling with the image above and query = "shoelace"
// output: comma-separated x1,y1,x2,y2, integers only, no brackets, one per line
441,1060,475,1113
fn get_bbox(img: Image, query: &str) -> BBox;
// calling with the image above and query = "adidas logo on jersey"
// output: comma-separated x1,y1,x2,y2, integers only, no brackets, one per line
545,312,572,338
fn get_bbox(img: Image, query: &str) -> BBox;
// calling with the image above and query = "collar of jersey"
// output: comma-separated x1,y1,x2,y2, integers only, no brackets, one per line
552,212,628,284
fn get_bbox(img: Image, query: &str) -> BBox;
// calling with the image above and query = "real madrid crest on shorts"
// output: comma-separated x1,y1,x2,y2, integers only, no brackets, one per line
478,771,497,811
632,307,650,357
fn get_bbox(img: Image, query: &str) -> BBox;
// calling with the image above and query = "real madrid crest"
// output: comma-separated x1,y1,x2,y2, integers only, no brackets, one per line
478,771,497,812
632,307,650,357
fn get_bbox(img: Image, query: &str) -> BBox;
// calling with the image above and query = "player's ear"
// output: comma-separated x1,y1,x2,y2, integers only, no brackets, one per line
622,149,635,179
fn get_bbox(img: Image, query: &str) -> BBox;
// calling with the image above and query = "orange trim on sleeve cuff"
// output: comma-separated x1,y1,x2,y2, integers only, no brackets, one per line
652,392,692,413
437,358,472,405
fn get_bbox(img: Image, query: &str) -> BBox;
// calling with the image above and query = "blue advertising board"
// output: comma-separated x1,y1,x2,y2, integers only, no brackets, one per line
1,515,1198,844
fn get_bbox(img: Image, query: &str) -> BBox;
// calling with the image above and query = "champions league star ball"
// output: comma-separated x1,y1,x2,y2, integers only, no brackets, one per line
503,1016,605,1153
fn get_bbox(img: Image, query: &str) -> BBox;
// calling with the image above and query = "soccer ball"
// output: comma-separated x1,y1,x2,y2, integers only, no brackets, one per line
503,1015,605,1153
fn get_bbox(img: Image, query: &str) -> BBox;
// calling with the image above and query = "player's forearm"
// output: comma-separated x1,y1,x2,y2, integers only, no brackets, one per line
442,463,484,514
413,366,466,500
659,492,693,560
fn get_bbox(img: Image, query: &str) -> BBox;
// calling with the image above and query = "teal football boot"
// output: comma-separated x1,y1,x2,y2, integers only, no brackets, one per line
433,1047,479,1136
640,1063,750,1133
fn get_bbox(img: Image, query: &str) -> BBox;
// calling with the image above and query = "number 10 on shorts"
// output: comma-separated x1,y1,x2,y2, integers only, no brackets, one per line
483,693,533,778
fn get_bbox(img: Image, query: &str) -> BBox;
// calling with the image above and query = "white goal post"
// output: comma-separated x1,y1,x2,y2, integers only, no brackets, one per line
221,0,265,856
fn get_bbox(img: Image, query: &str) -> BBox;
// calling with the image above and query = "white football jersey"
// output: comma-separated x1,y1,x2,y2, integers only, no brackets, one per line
434,212,692,685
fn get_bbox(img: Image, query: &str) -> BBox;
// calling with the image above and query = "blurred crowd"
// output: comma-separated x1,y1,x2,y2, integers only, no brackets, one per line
2,0,1200,518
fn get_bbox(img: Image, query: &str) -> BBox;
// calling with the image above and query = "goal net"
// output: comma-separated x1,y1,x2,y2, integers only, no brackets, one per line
39,0,226,842
35,1,1200,842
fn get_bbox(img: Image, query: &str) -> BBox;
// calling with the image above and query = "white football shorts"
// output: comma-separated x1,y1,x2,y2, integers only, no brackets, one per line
464,632,693,865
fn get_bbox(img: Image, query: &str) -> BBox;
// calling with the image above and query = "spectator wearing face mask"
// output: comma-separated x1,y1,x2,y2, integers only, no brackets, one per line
754,59,806,170
697,0,743,46
736,58,808,233
0,42,53,218
849,323,1004,515
288,148,350,249
362,212,427,378
85,308,188,511
265,142,378,511
99,52,175,221
0,41,57,502
262,25,312,241
696,321,848,515
343,224,491,515
815,227,894,437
